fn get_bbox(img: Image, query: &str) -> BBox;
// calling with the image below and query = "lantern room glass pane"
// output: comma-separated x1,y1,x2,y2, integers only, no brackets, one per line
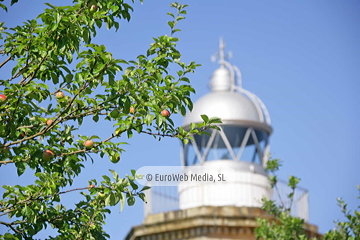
184,125,269,166
206,132,231,160
184,143,200,166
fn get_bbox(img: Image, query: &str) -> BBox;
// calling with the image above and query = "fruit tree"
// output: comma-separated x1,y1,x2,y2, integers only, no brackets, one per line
0,0,221,239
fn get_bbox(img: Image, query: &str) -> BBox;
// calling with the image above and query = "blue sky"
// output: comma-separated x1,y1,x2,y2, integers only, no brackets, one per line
1,0,359,238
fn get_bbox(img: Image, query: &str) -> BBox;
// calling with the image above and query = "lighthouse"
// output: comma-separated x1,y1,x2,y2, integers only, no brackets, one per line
178,38,272,211
125,39,320,240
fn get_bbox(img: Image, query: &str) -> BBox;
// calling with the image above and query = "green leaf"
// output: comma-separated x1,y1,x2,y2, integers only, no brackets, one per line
55,204,62,211
0,4,8,12
3,232,19,239
21,205,32,216
180,105,186,116
82,28,90,43
129,180,138,190
138,192,146,203
105,193,117,206
95,19,102,28
123,98,131,114
119,192,125,212
288,192,294,199
93,114,99,122
176,16,185,21
109,169,120,182
44,2,55,8
288,175,300,189
65,73,73,83
125,66,134,76
15,161,26,176
209,117,222,124
51,72,59,84
167,21,174,28
209,125,221,131
102,175,111,182
127,129,133,139
200,114,209,123
11,0,19,6
141,186,151,191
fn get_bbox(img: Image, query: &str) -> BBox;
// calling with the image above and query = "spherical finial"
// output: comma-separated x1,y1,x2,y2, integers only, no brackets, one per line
209,67,232,92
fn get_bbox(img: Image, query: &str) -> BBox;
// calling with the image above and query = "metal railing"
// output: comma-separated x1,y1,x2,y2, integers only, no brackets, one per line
143,179,309,222
273,179,309,221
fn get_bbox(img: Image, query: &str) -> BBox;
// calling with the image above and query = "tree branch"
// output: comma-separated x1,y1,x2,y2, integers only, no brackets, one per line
0,56,11,68
141,130,177,138
0,127,119,165
19,52,49,86
0,220,24,234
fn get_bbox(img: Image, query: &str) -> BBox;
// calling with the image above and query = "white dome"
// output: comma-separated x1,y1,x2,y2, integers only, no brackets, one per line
183,38,271,134
183,91,272,133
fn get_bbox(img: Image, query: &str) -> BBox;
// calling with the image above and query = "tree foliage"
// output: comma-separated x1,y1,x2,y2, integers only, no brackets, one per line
323,192,360,240
0,1,220,239
256,158,360,240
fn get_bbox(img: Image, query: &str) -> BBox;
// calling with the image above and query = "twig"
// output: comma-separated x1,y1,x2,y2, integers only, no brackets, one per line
141,130,177,138
0,56,11,68
288,188,296,212
19,53,49,86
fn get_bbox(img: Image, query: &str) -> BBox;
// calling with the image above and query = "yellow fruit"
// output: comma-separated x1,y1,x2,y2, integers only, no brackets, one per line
129,107,135,114
97,192,105,198
90,5,98,12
